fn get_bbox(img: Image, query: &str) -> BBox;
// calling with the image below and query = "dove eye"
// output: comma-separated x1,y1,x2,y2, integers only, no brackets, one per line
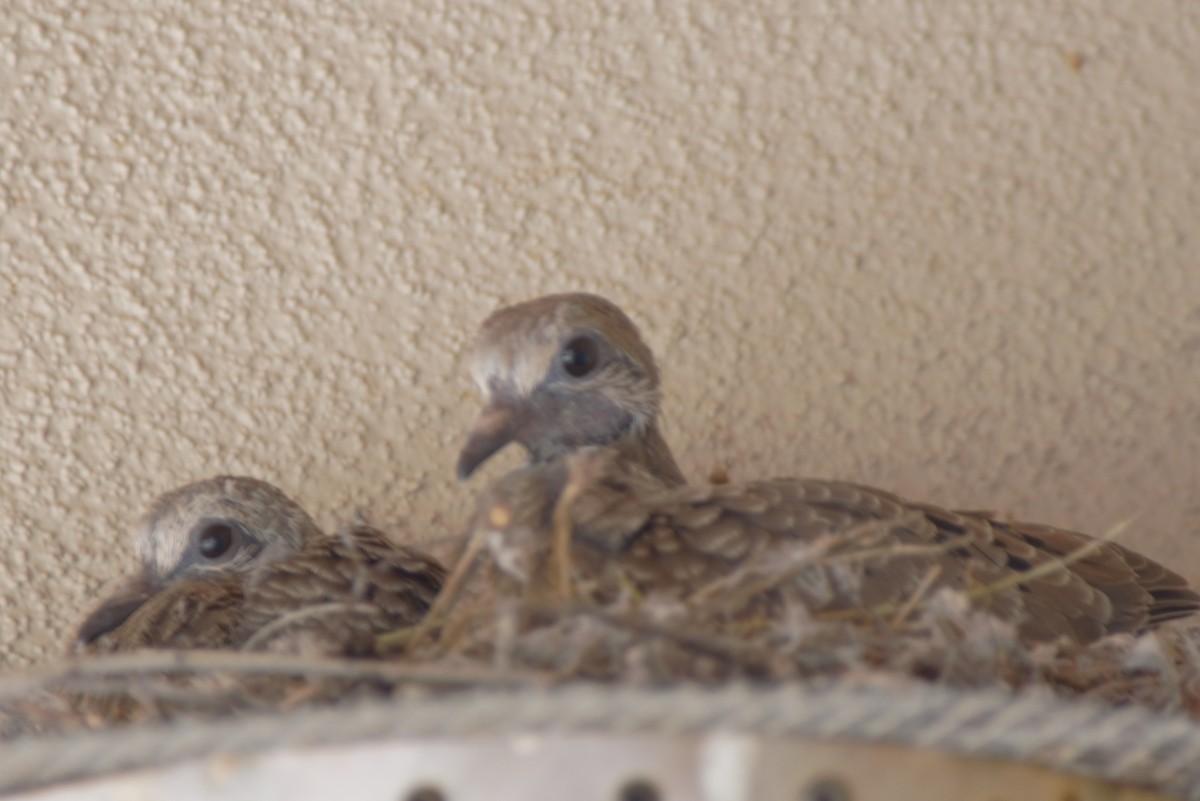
561,335,600,378
197,523,235,559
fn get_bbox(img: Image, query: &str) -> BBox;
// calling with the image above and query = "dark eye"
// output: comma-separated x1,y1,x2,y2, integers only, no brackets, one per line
560,335,599,378
198,523,234,559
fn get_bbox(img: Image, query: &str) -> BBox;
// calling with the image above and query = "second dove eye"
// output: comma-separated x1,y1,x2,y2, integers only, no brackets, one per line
561,335,599,377
198,523,234,559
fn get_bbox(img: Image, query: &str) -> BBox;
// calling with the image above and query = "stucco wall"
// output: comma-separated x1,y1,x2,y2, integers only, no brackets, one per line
1,0,1198,667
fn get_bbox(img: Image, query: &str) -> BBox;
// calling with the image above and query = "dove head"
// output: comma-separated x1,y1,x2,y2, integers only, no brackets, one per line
74,475,323,647
457,293,685,485
134,475,322,584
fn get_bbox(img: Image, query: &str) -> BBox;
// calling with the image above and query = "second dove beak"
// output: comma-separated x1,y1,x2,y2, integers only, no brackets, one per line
456,397,535,481
73,570,157,647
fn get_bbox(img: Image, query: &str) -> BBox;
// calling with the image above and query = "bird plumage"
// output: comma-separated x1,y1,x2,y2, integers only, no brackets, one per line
238,524,446,655
70,476,446,721
457,293,1200,645
76,476,445,655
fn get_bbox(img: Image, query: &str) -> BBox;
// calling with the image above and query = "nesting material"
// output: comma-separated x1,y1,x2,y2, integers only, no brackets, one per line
4,459,1200,739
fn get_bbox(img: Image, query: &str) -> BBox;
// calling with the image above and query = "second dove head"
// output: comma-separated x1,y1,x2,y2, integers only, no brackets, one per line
457,292,681,483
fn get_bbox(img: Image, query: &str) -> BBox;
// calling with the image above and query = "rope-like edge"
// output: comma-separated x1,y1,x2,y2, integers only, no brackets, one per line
1,682,1199,798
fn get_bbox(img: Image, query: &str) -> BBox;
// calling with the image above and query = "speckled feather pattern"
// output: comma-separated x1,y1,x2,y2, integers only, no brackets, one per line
476,453,1200,645
460,293,1200,647
238,525,446,655
76,477,445,657
67,477,447,722
85,578,245,653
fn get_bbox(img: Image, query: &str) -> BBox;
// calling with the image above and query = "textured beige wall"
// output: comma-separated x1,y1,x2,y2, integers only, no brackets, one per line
2,0,1198,667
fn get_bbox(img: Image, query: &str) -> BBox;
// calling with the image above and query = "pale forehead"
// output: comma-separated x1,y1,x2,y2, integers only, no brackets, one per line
135,476,306,568
141,476,296,531
468,292,657,396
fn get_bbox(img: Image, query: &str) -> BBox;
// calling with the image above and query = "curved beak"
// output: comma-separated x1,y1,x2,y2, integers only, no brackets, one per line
456,397,534,481
73,570,156,647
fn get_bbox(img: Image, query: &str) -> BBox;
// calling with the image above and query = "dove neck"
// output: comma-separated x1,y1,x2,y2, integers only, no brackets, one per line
621,422,685,487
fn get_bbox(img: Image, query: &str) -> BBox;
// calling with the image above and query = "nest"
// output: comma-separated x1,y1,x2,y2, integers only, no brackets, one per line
4,484,1200,741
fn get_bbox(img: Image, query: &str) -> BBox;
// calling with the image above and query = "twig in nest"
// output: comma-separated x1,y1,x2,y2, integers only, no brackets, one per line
889,564,942,628
407,594,497,660
686,534,838,608
770,530,981,626
550,452,594,601
84,676,250,713
819,519,1134,626
518,600,778,669
965,518,1132,602
240,602,377,651
0,650,552,702
822,530,977,567
688,515,918,613
380,524,489,651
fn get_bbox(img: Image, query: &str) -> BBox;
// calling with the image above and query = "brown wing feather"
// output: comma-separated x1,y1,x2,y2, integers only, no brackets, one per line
84,578,244,653
237,526,445,655
488,452,1200,645
72,577,245,722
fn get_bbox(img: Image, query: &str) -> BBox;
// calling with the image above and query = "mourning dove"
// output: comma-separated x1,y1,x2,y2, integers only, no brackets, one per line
76,475,445,655
456,293,1200,645
69,476,445,721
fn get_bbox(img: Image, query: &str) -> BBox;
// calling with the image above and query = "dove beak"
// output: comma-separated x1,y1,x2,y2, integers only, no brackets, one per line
457,397,535,481
73,569,157,647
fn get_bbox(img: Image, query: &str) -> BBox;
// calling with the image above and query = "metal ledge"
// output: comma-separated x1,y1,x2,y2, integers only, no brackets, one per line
16,732,1174,801
3,683,1199,799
